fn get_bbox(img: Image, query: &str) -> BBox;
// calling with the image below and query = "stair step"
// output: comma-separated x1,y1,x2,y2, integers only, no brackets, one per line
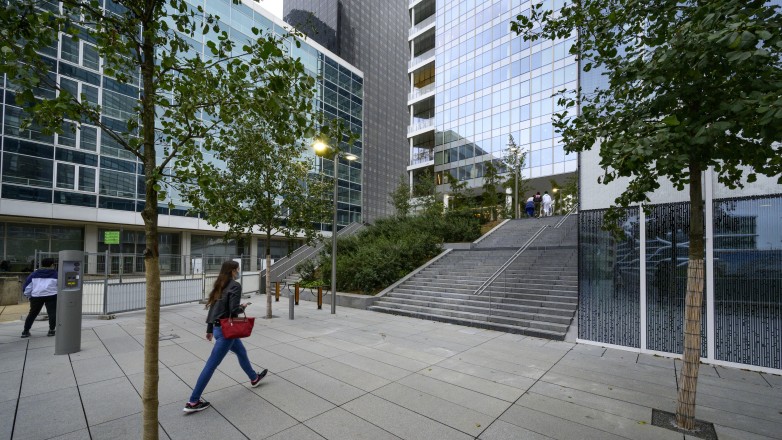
368,306,567,340
375,296,575,321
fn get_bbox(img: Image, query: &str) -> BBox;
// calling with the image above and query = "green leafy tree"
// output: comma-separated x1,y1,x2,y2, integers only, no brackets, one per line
413,168,441,215
446,171,471,211
390,173,412,218
513,0,782,430
482,161,502,221
180,87,332,320
0,1,314,436
503,135,530,218
554,175,578,215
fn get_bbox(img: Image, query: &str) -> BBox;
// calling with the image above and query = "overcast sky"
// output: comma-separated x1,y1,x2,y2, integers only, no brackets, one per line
258,0,284,18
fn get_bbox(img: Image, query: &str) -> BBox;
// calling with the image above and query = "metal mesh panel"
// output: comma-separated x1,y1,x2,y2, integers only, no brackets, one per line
578,208,640,347
713,195,782,369
645,202,707,355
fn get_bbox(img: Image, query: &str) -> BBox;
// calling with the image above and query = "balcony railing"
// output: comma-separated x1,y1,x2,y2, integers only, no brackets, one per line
409,14,435,37
411,151,435,165
408,48,435,69
408,82,435,102
407,118,434,134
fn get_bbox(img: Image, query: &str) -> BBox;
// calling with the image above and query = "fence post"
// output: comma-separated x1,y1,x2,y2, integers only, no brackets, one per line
289,288,294,320
103,250,109,315
119,252,123,284
201,253,206,299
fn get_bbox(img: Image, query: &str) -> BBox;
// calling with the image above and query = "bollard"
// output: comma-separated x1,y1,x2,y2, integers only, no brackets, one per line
294,283,300,305
317,286,322,309
274,282,280,302
288,288,294,320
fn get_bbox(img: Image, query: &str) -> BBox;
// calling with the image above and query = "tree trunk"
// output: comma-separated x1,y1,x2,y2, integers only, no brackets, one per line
675,163,705,430
140,4,161,438
265,231,272,319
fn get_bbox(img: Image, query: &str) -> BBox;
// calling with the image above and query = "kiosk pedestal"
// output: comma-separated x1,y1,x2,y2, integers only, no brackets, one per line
55,250,84,355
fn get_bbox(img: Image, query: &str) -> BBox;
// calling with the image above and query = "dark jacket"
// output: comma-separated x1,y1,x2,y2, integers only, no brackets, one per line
22,268,58,298
205,279,245,333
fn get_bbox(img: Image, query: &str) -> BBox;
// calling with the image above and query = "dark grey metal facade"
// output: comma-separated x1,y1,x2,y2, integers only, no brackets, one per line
285,0,409,222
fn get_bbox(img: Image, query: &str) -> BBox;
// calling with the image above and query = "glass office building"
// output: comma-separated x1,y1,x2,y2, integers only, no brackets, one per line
285,0,409,222
408,0,577,196
0,0,363,269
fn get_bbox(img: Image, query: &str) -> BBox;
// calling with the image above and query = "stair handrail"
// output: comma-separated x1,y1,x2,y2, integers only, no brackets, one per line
473,224,550,296
554,206,578,228
263,222,364,284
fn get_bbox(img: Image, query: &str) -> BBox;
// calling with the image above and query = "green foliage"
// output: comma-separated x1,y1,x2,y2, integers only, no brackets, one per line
295,259,318,283
412,168,442,215
389,174,412,218
502,135,531,219
481,161,502,221
318,211,480,294
446,172,472,212
512,0,782,231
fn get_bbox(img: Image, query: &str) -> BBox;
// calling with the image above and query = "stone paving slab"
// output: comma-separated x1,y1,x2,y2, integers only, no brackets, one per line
90,413,170,440
304,406,402,440
342,393,473,440
3,300,782,440
477,419,555,440
515,393,681,440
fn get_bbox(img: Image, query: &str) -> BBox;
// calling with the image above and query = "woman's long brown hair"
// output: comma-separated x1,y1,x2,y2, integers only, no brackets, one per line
205,260,239,308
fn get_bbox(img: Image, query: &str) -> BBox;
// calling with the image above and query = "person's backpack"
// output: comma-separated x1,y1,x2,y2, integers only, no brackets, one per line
533,194,542,203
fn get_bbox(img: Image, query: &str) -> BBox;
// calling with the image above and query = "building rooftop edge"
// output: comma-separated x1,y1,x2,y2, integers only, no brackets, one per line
243,0,363,77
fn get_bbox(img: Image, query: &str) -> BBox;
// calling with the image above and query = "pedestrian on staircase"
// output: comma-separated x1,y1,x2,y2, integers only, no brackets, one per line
533,192,543,217
525,196,535,217
542,191,553,217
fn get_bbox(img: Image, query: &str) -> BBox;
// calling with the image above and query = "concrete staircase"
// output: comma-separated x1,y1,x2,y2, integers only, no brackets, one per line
369,214,578,340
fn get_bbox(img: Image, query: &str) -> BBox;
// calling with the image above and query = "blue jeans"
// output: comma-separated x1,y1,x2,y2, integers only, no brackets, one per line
189,327,257,402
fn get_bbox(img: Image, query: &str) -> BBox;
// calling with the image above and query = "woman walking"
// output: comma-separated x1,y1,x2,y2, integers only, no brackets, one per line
184,260,267,413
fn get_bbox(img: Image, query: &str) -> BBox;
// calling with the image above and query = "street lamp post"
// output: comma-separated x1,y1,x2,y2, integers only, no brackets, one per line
313,140,357,314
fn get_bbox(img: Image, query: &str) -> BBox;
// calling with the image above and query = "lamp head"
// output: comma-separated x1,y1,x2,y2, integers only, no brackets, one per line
313,140,330,156
343,153,359,161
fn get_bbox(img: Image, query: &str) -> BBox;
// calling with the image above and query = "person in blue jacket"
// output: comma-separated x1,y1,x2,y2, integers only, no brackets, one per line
525,196,535,217
21,258,58,338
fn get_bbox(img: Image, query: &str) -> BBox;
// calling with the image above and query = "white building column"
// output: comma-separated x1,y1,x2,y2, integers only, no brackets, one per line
85,224,99,274
250,236,259,271
705,167,715,362
639,205,647,351
181,231,191,275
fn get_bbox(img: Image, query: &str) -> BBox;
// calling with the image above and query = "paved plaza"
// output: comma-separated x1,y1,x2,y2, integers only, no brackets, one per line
1,298,781,440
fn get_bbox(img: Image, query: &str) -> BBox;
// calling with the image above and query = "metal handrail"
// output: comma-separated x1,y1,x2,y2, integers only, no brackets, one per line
408,82,435,101
262,222,364,284
409,14,435,37
473,225,550,296
408,48,435,69
555,206,578,228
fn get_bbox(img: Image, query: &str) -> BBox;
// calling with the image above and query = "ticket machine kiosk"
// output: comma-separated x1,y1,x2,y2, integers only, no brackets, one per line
55,250,84,355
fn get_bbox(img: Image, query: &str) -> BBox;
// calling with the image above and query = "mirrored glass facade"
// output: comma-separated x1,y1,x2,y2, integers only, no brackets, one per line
409,0,577,194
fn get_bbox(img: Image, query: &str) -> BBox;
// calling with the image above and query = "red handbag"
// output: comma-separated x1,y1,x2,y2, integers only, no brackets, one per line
219,312,255,339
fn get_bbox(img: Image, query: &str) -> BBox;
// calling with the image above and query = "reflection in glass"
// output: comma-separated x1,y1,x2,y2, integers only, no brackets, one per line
579,209,640,347
645,203,707,354
714,196,782,369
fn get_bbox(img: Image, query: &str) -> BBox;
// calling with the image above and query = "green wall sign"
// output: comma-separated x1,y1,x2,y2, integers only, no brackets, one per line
104,231,120,245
